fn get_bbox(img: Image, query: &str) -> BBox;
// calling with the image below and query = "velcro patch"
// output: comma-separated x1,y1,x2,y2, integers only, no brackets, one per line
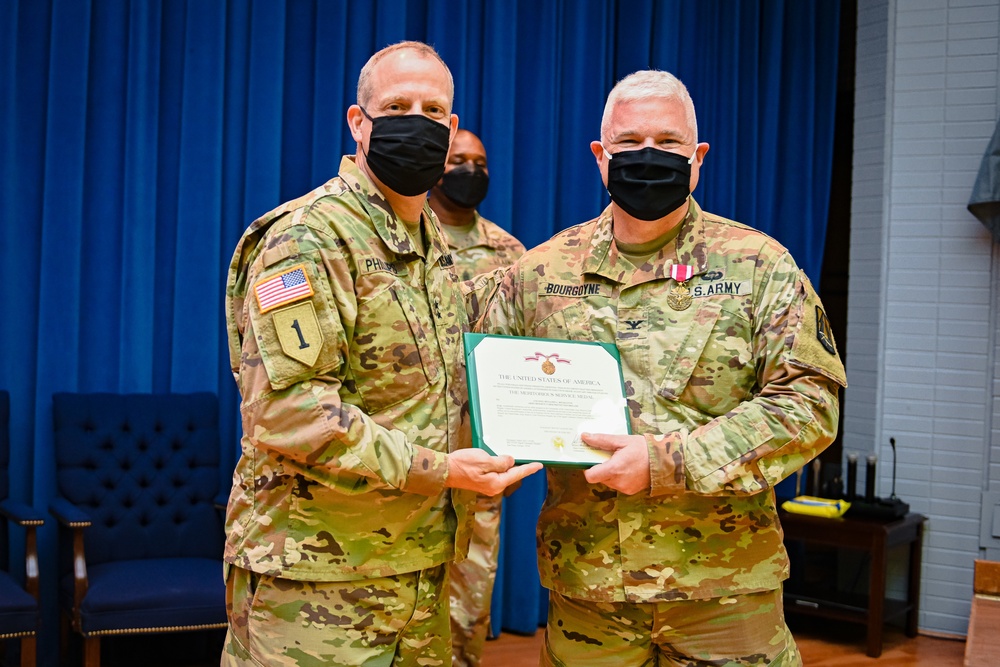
254,265,314,314
815,306,836,355
690,280,750,298
360,257,403,276
540,282,608,298
272,302,324,367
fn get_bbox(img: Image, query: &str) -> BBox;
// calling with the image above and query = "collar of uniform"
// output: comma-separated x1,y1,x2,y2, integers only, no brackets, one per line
440,210,489,252
424,207,453,268
673,198,710,277
584,199,711,286
338,155,423,257
581,206,629,283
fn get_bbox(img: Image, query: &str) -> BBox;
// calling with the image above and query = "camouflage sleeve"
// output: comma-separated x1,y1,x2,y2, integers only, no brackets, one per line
473,260,526,336
654,251,847,497
461,266,507,328
242,223,448,496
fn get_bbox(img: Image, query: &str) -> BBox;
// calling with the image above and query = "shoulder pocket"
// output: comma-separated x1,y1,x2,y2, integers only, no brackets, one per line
250,262,343,390
787,271,847,387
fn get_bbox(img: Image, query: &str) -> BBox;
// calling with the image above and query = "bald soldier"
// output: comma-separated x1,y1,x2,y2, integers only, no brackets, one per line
221,41,541,667
430,129,526,281
429,129,526,667
477,70,847,666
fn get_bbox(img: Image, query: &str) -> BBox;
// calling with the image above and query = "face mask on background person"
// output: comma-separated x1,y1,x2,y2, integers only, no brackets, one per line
439,165,490,209
361,107,451,196
604,146,694,221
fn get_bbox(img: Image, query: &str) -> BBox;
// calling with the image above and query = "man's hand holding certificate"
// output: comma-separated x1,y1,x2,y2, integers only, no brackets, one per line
464,333,632,466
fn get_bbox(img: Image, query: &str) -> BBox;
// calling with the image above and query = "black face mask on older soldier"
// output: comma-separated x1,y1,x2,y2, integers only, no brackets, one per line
439,165,490,209
605,146,693,221
361,108,451,196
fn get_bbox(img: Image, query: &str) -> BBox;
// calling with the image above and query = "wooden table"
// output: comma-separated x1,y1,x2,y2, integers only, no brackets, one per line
778,510,927,658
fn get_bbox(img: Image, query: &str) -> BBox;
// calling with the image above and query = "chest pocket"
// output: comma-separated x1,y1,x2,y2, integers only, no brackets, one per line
656,299,754,417
350,279,439,413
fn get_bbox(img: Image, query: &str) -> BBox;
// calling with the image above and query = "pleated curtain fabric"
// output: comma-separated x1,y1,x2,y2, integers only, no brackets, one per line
0,0,839,658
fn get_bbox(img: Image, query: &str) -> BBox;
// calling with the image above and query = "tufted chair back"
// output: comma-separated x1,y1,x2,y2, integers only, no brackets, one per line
51,392,223,567
49,392,227,667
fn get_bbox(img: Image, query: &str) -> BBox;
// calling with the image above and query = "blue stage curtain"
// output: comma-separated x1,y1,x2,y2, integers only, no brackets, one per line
0,1,839,661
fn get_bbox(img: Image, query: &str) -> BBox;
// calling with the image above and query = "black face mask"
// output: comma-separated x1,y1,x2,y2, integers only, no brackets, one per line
605,147,693,221
439,165,490,209
361,107,451,196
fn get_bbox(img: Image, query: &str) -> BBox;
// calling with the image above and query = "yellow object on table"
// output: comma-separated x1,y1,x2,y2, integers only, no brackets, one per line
781,495,850,518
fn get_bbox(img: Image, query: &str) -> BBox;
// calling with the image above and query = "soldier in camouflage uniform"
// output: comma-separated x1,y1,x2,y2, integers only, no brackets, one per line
221,41,541,667
429,129,526,667
476,70,847,666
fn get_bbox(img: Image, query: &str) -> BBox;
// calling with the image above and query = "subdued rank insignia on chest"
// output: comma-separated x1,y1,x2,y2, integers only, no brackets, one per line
541,282,605,297
816,305,836,354
438,254,455,268
623,319,644,330
254,265,314,313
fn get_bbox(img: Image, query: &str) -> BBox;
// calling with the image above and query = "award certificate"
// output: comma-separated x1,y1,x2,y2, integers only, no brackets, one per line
464,333,631,466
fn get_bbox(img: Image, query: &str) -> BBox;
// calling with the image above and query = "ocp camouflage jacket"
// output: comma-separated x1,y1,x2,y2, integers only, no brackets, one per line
479,200,847,603
224,156,471,581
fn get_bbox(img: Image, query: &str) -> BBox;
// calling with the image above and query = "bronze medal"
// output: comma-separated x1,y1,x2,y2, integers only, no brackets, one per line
541,360,556,375
667,283,692,311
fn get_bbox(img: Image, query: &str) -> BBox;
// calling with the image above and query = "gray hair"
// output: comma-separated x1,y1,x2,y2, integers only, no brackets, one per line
357,41,454,110
600,70,698,143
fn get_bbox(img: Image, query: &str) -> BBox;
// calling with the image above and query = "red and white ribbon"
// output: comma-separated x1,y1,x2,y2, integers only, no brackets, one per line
670,264,693,282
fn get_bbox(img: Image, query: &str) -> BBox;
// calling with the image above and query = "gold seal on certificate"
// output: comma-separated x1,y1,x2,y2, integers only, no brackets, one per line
463,333,631,466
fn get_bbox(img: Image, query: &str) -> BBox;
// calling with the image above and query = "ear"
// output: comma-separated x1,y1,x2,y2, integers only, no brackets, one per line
693,142,710,167
590,141,605,163
347,105,364,143
689,142,711,193
449,113,459,142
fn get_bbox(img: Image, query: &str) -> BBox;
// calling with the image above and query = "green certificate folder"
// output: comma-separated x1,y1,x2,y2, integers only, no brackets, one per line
463,332,631,467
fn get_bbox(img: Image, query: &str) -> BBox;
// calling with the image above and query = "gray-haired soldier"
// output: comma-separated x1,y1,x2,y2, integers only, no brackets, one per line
478,70,847,666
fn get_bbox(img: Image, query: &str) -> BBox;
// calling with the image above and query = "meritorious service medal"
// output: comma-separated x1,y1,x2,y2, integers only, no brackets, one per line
667,263,694,311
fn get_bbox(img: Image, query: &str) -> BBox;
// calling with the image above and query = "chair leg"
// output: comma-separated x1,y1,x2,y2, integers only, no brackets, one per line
83,636,100,667
59,612,70,667
20,636,37,667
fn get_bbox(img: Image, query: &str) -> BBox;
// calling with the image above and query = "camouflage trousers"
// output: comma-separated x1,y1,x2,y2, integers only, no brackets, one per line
449,495,502,667
221,563,451,667
542,588,802,667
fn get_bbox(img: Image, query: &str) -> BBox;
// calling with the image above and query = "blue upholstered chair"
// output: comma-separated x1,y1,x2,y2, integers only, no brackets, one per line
0,390,44,667
49,393,227,667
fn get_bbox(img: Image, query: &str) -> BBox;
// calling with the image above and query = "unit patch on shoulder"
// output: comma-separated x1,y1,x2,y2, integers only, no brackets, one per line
815,305,836,355
272,301,324,366
254,265,314,313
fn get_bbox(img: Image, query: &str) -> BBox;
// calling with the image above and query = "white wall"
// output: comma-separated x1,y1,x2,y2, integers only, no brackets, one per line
848,0,1000,637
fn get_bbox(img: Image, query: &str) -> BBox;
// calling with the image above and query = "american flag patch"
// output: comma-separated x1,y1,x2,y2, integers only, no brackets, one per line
254,265,314,313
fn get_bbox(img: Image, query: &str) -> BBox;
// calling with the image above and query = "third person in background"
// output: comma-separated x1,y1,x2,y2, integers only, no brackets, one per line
429,128,526,667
